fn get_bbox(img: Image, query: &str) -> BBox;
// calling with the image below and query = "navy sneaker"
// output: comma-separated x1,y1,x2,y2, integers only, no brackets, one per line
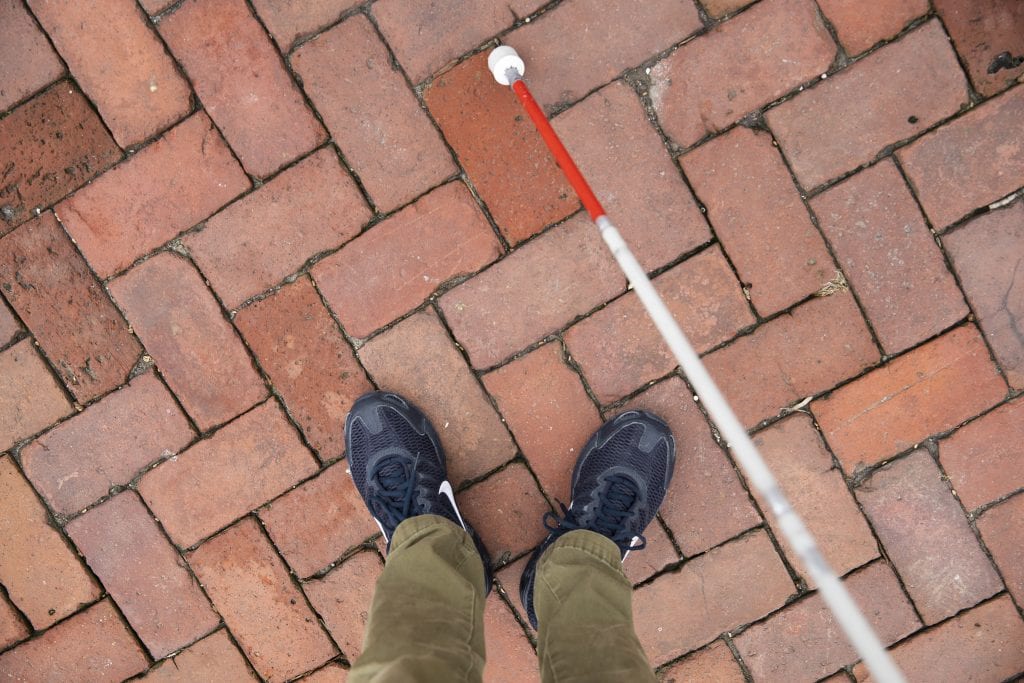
519,410,675,628
346,391,492,594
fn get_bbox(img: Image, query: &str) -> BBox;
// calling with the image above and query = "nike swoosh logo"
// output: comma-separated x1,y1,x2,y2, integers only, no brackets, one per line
438,480,468,531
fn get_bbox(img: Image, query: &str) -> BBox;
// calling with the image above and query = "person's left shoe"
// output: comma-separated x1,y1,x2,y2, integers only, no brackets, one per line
346,391,492,594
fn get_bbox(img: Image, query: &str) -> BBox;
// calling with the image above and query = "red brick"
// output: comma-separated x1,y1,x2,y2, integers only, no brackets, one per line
652,0,835,148
634,530,795,665
681,126,833,315
28,0,191,147
566,247,753,403
0,212,141,401
439,215,624,368
978,494,1024,608
21,370,193,515
160,0,326,177
0,299,19,347
944,202,1024,388
768,21,969,189
814,325,1006,473
140,629,258,682
109,252,266,431
313,181,502,338
0,81,120,230
939,397,1024,511
459,462,551,561
292,15,455,212
504,0,703,113
622,518,679,586
735,561,920,681
0,0,63,111
483,594,540,683
483,342,602,502
139,400,317,547
624,377,761,556
0,600,147,681
817,0,929,55
139,0,175,12
658,640,744,682
303,550,382,662
812,160,968,353
373,0,544,84
854,595,1024,682
0,338,71,452
58,113,249,278
0,455,99,629
0,595,27,651
188,517,338,681
934,0,1024,96
752,414,878,581
66,492,219,658
898,86,1024,229
423,52,577,245
699,0,755,17
358,309,517,486
705,293,878,428
856,450,1001,623
553,81,710,271
259,461,379,578
188,148,371,310
251,0,359,52
233,277,372,460
300,663,348,683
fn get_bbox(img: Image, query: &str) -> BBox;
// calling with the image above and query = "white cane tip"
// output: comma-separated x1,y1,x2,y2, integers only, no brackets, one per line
488,45,525,86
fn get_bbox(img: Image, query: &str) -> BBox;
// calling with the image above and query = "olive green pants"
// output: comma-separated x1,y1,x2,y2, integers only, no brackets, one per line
349,515,656,683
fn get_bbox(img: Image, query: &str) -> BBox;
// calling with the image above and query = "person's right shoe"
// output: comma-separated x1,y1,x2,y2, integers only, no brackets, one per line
519,410,675,629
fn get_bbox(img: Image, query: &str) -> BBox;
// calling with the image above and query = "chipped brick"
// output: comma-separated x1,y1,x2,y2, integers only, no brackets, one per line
934,0,1024,96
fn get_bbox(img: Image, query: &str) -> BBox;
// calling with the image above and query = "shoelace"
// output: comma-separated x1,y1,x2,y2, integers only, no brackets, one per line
543,473,647,554
370,452,421,530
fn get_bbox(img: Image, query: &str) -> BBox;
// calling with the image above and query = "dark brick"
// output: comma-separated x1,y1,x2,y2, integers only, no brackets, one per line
0,338,72,452
303,551,382,662
0,0,63,111
939,397,1024,510
934,0,1024,96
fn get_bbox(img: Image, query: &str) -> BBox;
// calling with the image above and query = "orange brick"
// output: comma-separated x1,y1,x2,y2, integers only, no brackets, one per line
814,325,1006,472
977,493,1024,607
292,15,455,212
358,309,516,486
553,81,710,271
811,160,967,354
934,0,1024,96
187,147,371,310
0,600,147,681
899,86,1024,229
188,518,338,681
28,0,191,147
139,629,257,681
856,450,1002,623
424,52,577,245
681,126,833,316
139,400,317,547
768,21,969,189
633,530,794,665
159,0,326,177
259,460,379,578
705,293,878,429
653,0,835,148
566,246,754,403
482,594,540,683
21,370,193,515
58,113,249,278
944,202,1024,388
625,377,760,556
658,640,745,682
303,550,382,661
234,277,372,461
483,342,602,503
459,462,551,561
66,492,219,658
0,81,120,230
0,0,63,111
251,0,359,52
440,215,624,368
735,561,920,681
817,0,929,55
313,181,502,338
0,455,99,629
0,592,28,651
110,252,267,431
0,338,72,452
752,414,878,581
0,212,141,401
939,397,1024,510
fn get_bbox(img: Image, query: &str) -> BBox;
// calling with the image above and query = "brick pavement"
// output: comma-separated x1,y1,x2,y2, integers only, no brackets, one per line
0,0,1021,680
